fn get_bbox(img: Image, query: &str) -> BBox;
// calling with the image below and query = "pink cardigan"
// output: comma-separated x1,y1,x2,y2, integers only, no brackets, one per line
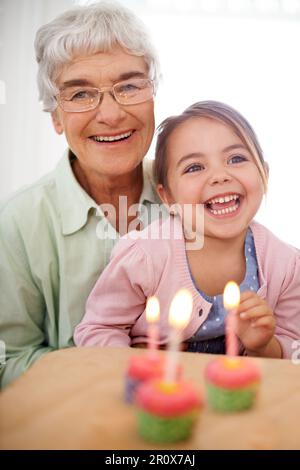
74,216,300,358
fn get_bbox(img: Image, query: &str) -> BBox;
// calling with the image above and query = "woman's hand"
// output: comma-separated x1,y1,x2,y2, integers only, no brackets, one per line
235,291,276,355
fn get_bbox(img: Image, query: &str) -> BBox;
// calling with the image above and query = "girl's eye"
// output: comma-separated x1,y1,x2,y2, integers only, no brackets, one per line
184,164,205,174
228,155,248,164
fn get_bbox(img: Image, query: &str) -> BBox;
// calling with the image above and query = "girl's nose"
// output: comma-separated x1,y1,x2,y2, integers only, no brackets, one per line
208,172,232,186
94,92,126,126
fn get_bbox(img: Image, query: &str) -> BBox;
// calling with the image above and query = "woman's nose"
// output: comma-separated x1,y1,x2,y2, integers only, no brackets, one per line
94,92,126,126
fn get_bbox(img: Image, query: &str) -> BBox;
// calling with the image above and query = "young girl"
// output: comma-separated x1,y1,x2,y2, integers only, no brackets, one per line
74,101,300,358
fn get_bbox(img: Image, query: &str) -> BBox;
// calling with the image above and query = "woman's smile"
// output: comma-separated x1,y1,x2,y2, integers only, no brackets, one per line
52,48,155,181
89,130,134,143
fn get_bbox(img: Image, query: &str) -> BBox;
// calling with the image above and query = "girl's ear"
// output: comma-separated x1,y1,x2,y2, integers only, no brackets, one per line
157,184,179,217
264,161,269,179
157,184,172,206
51,110,64,135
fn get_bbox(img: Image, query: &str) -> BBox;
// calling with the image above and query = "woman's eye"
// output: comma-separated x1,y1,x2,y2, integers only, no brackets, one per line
184,164,204,174
228,155,247,164
119,83,138,93
71,90,93,101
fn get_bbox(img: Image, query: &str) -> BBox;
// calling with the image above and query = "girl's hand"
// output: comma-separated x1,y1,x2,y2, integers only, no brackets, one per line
235,291,276,354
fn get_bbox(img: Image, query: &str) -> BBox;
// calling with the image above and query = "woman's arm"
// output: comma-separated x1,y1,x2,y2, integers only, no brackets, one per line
0,212,54,388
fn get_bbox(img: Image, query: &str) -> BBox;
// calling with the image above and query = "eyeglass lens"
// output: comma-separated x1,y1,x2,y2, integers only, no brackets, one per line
58,78,153,112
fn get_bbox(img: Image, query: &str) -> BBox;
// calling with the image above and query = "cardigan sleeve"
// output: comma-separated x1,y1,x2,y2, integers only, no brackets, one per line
74,237,153,348
274,250,300,358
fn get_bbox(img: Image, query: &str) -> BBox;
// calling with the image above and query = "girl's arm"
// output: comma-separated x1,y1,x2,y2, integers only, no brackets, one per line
236,291,280,358
237,250,300,358
74,238,153,348
269,251,300,358
245,336,283,358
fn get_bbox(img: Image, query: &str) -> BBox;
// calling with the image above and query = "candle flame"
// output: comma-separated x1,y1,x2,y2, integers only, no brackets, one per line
146,296,160,323
223,357,242,369
169,289,193,329
223,281,240,309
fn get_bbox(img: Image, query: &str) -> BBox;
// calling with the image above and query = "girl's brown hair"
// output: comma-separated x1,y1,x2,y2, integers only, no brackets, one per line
154,100,268,192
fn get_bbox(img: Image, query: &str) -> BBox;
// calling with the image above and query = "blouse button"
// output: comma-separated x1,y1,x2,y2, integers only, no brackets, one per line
199,308,203,316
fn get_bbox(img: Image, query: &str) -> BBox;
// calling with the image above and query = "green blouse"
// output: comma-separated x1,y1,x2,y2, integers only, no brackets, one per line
0,151,163,388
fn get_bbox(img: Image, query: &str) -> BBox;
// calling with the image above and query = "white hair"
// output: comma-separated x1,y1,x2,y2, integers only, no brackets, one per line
34,1,161,112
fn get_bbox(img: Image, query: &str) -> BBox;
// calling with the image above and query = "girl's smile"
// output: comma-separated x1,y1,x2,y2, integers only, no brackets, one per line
204,192,242,218
158,116,265,241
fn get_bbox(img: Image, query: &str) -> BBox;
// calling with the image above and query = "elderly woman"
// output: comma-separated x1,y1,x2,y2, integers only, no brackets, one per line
0,2,164,388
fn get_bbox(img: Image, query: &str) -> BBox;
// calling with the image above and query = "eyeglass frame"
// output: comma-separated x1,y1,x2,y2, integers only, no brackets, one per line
55,77,156,113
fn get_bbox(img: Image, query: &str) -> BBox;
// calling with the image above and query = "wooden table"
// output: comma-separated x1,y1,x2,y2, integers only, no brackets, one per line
0,347,300,450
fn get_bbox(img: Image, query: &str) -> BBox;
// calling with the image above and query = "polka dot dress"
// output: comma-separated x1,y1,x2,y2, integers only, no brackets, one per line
187,228,260,354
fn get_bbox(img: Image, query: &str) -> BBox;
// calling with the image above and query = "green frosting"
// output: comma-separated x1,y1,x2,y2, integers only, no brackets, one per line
207,382,258,412
137,410,198,443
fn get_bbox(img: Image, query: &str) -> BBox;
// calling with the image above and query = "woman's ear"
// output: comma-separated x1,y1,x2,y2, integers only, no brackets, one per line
51,110,64,135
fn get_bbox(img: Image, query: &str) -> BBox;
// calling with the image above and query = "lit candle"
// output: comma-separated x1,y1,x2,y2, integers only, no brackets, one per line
223,281,240,357
164,289,193,384
146,296,160,356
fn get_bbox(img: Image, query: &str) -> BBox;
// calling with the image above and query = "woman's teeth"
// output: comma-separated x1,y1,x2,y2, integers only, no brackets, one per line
92,131,133,142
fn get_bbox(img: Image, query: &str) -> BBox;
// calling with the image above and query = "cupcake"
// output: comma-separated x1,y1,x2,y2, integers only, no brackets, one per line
205,357,261,412
124,354,168,403
135,379,202,443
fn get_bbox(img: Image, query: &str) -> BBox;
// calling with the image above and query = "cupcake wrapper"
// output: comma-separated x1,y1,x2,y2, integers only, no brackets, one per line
207,382,259,412
124,376,141,404
137,409,199,444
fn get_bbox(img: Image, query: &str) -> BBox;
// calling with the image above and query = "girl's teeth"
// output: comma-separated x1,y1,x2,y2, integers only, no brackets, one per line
211,203,239,215
209,194,238,204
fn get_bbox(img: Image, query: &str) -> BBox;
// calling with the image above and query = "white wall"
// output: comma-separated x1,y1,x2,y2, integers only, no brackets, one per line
1,0,300,246
146,13,300,248
0,0,72,198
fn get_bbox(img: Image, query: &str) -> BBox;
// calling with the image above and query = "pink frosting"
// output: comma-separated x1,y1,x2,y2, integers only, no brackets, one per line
127,354,166,380
127,354,182,381
135,380,202,417
205,358,261,389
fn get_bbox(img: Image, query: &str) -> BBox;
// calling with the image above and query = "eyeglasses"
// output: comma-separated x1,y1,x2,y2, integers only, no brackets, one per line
56,78,155,112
